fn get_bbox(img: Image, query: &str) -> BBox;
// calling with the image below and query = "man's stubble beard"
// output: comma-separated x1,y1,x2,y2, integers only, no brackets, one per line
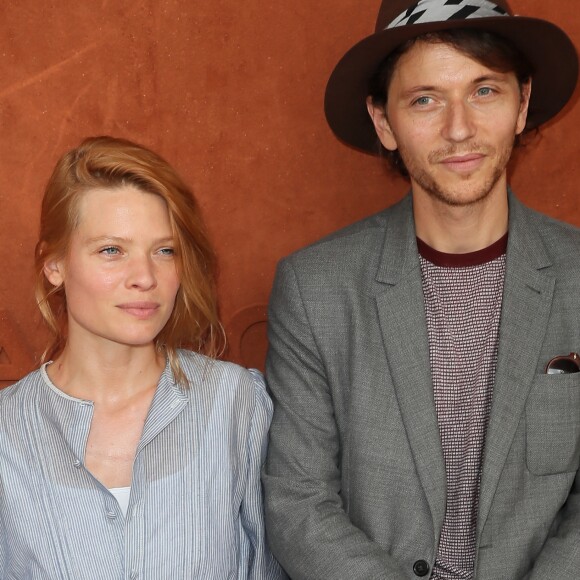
399,140,515,208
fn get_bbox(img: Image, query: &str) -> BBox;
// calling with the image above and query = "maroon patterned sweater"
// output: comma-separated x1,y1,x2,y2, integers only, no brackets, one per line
418,234,508,580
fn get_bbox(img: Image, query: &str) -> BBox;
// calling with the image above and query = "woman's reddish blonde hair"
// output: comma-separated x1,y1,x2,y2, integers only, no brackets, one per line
35,136,224,385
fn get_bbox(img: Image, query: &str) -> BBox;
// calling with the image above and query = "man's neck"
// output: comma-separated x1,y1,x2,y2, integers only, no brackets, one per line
412,187,509,254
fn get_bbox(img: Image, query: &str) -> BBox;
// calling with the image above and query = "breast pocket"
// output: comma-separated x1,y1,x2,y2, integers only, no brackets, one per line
526,374,580,475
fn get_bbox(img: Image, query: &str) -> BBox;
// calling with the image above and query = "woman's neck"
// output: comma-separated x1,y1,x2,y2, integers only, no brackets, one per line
46,341,166,404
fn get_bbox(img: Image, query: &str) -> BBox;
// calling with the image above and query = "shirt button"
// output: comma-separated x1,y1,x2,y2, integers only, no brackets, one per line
105,510,117,519
130,571,138,579
72,459,82,468
413,559,430,577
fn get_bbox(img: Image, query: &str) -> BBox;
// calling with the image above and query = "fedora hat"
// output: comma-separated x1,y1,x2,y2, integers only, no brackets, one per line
325,0,578,154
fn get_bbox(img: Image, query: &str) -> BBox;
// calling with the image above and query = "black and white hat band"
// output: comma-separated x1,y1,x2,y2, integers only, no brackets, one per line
387,0,508,29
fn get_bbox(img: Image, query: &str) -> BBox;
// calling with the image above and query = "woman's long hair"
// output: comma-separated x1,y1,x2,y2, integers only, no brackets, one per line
35,136,224,385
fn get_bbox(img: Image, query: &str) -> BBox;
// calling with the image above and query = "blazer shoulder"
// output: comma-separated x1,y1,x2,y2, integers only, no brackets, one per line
280,195,411,273
522,204,580,262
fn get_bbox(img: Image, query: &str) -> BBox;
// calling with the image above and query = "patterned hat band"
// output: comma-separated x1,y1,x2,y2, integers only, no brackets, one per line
387,0,508,29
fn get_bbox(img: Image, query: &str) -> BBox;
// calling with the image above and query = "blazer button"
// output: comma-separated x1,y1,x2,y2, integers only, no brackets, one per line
413,559,430,577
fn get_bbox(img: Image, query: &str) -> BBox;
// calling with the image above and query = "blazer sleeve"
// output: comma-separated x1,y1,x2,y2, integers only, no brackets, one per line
263,259,406,580
239,370,287,580
526,469,580,579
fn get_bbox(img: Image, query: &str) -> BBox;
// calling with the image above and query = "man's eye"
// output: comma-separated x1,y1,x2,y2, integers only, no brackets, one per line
413,96,432,106
477,87,494,96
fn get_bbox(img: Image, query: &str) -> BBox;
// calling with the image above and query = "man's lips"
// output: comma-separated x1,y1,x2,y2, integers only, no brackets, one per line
117,302,160,318
439,153,486,173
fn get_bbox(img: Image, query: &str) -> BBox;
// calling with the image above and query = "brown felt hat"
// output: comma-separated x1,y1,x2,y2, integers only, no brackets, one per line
325,0,578,154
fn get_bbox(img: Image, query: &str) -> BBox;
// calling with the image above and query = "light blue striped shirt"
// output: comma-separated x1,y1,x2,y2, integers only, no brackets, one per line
0,350,286,579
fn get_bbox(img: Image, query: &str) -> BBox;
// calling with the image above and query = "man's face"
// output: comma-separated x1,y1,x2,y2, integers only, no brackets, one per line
367,40,531,208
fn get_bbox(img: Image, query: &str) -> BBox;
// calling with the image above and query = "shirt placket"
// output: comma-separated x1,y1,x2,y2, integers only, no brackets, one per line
125,451,145,579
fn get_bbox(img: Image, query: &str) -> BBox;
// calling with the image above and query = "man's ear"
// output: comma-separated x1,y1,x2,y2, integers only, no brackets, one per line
516,79,532,136
43,258,65,288
366,96,398,151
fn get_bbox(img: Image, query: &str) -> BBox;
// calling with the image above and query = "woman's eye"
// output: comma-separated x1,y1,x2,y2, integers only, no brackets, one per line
100,246,120,255
159,247,175,256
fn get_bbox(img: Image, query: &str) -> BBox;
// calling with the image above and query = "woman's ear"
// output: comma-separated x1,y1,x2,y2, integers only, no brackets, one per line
366,96,398,151
43,258,65,288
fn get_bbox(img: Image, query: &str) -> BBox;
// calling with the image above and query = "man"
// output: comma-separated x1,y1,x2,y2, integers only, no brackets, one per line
263,1,580,579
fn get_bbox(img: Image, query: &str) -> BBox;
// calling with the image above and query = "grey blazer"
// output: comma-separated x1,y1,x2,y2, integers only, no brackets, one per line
263,193,580,580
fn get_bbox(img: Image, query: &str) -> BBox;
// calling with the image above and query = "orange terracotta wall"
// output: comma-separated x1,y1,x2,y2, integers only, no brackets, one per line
1,0,579,386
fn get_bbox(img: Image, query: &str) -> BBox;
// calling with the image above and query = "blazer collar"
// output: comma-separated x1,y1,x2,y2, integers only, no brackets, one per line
375,190,553,285
374,193,446,541
477,191,555,541
375,194,419,287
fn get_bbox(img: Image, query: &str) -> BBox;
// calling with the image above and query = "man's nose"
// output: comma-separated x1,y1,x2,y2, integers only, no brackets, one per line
440,100,477,143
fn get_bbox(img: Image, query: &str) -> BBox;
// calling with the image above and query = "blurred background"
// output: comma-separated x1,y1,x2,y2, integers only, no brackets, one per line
1,0,579,386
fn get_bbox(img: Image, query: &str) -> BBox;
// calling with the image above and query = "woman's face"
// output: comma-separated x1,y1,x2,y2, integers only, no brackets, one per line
44,185,181,351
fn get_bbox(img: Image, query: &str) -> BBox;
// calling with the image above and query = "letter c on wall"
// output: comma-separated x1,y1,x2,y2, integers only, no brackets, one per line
226,304,269,372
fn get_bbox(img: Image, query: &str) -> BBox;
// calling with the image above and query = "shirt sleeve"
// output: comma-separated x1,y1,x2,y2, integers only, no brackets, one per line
238,369,287,580
0,476,5,575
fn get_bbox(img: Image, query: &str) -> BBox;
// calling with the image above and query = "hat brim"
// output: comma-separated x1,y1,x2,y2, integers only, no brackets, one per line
325,16,579,154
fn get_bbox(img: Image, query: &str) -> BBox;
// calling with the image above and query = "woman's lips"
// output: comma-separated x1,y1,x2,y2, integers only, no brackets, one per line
117,302,160,319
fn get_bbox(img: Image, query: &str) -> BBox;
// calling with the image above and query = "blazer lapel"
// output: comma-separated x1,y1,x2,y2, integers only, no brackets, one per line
375,196,447,539
477,194,555,539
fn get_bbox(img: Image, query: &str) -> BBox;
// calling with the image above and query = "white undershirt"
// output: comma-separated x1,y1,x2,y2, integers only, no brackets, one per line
109,486,131,517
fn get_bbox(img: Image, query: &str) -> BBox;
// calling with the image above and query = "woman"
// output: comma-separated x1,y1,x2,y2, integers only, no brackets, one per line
0,136,285,579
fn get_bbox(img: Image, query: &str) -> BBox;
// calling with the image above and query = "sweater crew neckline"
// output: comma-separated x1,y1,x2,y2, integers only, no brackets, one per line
417,233,508,267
